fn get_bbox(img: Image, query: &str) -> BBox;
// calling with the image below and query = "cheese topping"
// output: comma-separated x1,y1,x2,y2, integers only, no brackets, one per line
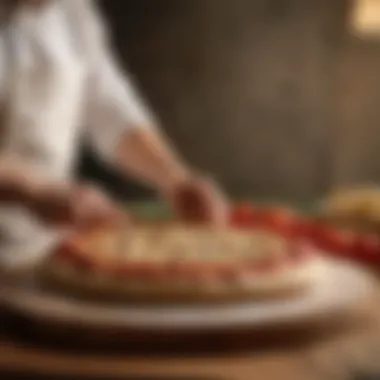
83,226,289,265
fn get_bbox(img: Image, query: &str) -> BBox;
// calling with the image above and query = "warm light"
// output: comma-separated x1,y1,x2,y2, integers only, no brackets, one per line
350,0,380,37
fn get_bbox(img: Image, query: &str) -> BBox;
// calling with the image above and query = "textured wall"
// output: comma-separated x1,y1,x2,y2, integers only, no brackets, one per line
86,0,350,200
333,37,380,187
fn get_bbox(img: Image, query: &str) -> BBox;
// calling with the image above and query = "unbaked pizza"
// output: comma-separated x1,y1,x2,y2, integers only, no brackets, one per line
40,224,323,303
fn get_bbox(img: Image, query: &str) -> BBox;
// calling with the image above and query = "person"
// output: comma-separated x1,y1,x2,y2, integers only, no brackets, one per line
0,158,122,228
0,0,228,273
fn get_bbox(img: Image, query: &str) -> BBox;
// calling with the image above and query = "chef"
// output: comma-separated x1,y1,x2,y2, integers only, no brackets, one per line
0,0,228,274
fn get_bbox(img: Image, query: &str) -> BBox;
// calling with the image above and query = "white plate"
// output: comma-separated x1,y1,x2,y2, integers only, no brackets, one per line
0,260,375,331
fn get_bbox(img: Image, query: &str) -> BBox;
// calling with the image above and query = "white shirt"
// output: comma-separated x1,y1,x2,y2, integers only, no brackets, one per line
0,0,152,270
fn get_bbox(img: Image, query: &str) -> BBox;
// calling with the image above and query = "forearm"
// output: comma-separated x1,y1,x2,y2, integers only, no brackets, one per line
82,0,190,193
114,127,191,193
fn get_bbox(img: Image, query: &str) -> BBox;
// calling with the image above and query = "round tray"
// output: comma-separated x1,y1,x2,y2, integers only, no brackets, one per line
0,260,374,337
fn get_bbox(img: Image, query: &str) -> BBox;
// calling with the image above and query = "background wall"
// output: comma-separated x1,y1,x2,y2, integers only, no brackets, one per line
333,31,380,187
81,0,370,201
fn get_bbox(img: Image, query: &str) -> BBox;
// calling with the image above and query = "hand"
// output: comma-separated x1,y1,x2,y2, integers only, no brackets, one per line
168,175,229,225
71,185,126,230
28,183,125,229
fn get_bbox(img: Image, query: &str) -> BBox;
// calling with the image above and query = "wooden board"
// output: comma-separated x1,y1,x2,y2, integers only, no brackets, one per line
0,260,375,353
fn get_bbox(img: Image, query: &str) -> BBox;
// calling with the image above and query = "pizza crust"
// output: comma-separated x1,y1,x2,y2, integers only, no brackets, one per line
40,224,323,303
40,257,323,303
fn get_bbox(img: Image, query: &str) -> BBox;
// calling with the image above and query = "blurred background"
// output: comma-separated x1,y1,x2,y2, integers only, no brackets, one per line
79,0,380,203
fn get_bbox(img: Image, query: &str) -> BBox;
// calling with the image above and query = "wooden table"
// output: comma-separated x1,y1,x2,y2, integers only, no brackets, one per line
1,286,380,380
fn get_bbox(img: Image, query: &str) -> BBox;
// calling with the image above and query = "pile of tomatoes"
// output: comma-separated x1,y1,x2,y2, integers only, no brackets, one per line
230,202,380,266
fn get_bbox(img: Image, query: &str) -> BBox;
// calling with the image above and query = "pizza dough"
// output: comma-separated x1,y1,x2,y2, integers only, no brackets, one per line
40,224,323,303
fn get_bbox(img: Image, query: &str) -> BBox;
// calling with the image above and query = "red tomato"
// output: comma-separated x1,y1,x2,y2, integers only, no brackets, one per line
230,202,257,228
353,234,380,263
259,208,297,236
312,223,356,257
292,218,314,240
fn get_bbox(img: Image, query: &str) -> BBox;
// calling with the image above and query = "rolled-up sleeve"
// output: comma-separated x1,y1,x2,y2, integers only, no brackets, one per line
80,1,155,161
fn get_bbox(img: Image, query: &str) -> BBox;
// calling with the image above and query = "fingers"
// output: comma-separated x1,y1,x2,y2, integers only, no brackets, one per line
28,174,227,230
74,185,125,229
171,175,230,226
29,183,77,226
171,180,205,222
196,177,229,226
30,182,126,229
